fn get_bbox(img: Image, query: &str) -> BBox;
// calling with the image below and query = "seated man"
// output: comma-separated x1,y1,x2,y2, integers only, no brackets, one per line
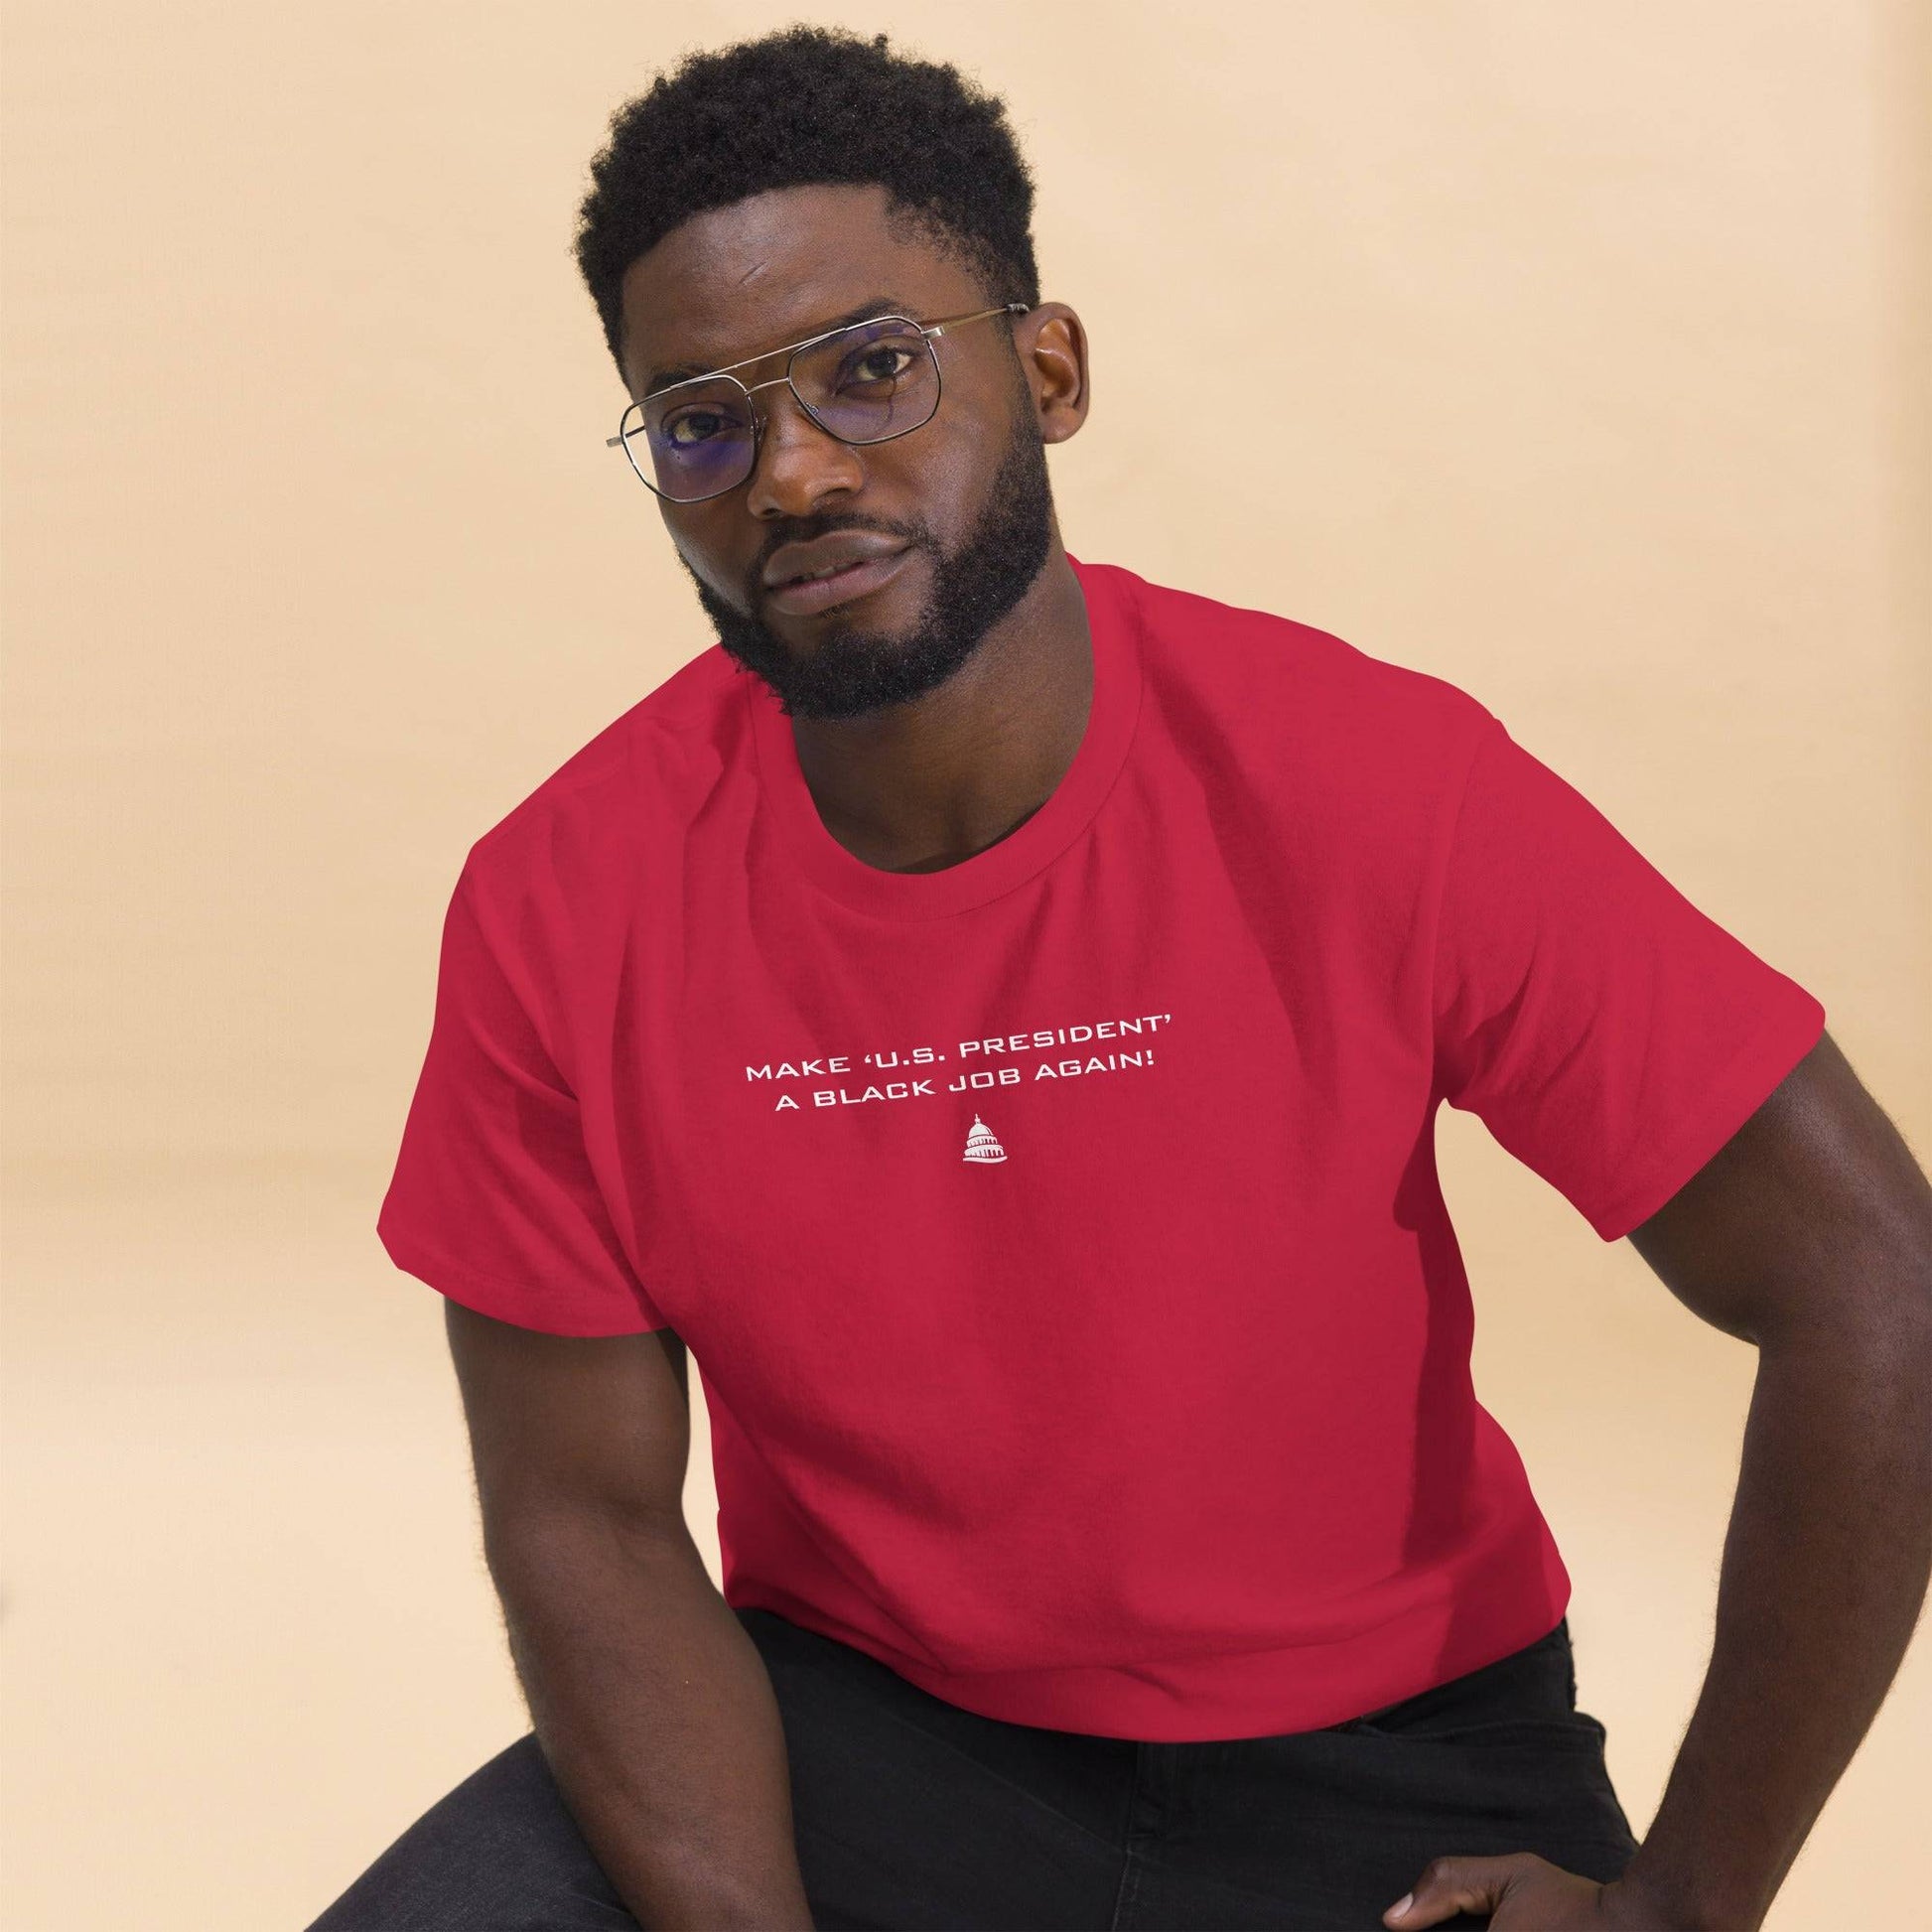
312,26,1932,1932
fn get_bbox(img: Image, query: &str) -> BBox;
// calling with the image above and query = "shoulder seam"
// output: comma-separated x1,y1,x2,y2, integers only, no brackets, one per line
1421,709,1504,1076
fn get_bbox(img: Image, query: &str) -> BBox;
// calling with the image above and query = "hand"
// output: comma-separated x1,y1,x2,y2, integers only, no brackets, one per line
1384,1856,1681,1929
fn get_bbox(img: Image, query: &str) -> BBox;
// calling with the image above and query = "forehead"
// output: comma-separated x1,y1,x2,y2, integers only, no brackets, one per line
617,183,987,397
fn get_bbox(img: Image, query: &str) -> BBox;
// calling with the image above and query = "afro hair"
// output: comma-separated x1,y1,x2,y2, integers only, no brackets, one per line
573,26,1041,379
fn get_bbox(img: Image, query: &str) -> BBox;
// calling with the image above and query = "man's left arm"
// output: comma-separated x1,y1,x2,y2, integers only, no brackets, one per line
1389,1028,1932,1931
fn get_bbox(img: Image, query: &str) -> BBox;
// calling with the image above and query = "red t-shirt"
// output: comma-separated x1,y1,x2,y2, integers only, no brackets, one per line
377,555,1825,1739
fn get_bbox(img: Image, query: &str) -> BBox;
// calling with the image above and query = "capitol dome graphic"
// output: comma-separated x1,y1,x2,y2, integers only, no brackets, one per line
962,1115,1008,1164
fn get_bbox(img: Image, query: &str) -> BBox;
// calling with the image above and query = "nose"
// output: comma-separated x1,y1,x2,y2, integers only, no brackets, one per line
742,381,868,521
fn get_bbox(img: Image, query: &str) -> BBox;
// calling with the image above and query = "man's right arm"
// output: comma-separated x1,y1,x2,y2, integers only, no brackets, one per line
443,1299,816,1931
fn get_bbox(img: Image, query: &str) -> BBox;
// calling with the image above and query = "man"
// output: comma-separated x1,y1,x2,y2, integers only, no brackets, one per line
311,27,1932,1932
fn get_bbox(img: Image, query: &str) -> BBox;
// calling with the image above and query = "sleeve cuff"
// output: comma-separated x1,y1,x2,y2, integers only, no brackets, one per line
376,1216,670,1337
1582,991,1827,1242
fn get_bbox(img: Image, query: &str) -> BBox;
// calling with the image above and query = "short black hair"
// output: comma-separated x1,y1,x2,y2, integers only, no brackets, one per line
573,26,1040,380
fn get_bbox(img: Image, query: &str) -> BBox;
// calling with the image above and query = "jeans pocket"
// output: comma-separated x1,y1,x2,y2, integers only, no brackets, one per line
1345,1711,1608,1752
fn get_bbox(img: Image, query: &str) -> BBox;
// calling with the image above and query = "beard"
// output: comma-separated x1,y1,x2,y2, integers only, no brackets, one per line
680,412,1056,721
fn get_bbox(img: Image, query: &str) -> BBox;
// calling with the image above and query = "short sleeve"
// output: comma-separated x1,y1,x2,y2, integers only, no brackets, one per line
376,864,669,1335
1431,716,1826,1242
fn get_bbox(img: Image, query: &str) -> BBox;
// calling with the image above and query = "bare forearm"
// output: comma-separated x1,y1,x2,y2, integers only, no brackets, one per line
1621,1325,1932,1929
489,1507,815,1931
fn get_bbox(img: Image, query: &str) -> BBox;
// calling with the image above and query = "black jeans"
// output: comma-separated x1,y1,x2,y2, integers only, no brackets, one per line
307,1607,1638,1931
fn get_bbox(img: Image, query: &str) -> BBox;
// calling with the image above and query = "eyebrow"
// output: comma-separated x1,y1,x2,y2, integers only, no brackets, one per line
642,297,918,396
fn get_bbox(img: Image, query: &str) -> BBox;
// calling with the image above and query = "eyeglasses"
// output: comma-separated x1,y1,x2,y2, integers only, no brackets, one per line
606,302,1030,504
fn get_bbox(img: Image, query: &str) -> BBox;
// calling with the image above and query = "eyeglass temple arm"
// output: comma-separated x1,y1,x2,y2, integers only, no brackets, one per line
925,301,1031,340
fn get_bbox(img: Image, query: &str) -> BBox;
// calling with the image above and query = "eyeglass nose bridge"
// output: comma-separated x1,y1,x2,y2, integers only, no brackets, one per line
737,370,809,444
738,367,878,445
719,365,913,485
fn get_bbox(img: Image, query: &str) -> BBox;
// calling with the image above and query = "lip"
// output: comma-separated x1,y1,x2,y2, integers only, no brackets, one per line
762,545,912,618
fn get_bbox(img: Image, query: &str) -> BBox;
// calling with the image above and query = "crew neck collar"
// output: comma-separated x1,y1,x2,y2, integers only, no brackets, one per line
745,553,1144,920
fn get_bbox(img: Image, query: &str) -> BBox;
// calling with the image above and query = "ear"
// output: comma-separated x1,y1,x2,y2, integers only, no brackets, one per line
1018,303,1090,444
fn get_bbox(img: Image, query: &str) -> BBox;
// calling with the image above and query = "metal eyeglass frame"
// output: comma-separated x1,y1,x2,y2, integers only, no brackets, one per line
605,301,1031,503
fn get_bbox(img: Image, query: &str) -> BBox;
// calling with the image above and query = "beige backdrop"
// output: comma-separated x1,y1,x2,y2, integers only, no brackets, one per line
3,3,1927,1928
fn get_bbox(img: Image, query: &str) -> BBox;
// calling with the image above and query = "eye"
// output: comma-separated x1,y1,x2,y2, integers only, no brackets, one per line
838,343,920,389
662,406,738,448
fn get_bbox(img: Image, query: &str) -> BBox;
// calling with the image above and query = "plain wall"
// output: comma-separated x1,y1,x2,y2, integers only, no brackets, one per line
3,3,1926,1927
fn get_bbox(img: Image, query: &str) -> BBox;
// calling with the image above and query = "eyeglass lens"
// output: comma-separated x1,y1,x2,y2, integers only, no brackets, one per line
621,318,942,501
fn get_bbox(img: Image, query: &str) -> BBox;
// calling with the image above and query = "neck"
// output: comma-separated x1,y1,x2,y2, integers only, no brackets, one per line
788,543,1092,875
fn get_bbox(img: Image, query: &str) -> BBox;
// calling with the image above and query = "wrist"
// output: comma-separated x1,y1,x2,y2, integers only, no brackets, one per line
1612,1852,1768,1932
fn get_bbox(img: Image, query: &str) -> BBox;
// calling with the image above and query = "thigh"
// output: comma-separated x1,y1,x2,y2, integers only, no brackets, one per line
307,1611,1136,1932
739,1606,1130,1932
305,1733,637,1932
1121,1625,1640,1932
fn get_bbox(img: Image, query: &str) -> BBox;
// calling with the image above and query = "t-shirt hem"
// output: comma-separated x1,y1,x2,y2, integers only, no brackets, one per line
376,1215,669,1337
730,1557,1572,1742
1582,990,1827,1242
